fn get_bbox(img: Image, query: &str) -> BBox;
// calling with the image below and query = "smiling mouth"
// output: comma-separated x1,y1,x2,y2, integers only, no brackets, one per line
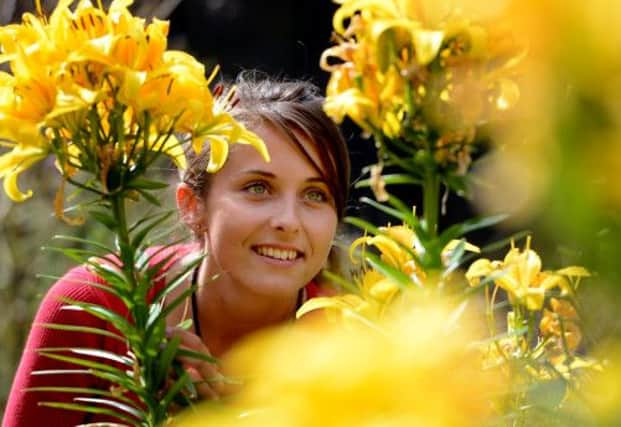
253,245,302,261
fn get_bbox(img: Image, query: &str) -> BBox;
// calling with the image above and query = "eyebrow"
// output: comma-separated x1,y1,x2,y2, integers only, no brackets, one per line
241,169,328,185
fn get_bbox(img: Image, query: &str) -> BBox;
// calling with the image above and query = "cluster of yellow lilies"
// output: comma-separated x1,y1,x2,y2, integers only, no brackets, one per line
465,237,596,383
321,0,522,170
298,223,480,322
0,0,267,203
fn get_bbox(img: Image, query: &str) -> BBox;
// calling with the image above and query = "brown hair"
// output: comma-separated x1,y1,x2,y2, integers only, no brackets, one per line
182,72,351,219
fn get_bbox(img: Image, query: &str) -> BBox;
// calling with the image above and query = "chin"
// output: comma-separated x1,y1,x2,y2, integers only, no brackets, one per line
244,279,305,298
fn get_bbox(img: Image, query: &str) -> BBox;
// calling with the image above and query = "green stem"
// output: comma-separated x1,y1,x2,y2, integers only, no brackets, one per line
110,194,160,426
423,167,440,237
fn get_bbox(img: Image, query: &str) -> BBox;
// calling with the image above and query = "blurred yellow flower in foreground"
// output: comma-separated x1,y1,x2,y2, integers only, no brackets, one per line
0,0,268,203
176,299,500,427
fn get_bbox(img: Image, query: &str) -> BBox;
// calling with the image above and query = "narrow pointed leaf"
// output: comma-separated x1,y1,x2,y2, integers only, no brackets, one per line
89,210,119,231
439,214,508,247
37,351,132,375
135,188,161,206
74,397,143,419
59,300,136,340
155,336,181,386
127,178,169,190
386,195,425,237
364,252,414,289
25,386,134,404
37,402,137,425
38,323,126,343
150,256,202,304
131,211,173,249
146,286,194,338
355,174,421,188
51,235,115,255
38,347,133,367
358,196,410,224
159,371,191,411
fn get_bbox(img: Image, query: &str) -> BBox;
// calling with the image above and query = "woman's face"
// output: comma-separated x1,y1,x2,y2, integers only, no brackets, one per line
199,123,338,298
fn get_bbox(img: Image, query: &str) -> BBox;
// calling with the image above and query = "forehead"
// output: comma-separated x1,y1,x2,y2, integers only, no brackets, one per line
217,123,325,178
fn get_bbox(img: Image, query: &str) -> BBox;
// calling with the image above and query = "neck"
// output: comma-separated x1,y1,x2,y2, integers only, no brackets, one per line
194,266,299,357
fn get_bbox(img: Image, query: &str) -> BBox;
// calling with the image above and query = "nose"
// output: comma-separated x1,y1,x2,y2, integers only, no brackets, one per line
270,195,301,234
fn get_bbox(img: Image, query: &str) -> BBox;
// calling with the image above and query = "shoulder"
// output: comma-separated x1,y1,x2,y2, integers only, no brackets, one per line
38,265,109,313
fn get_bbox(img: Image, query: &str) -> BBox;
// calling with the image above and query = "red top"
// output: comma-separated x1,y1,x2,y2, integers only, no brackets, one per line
3,245,322,426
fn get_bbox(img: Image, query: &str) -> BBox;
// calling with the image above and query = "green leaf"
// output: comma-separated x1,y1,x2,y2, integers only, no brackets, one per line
146,286,194,337
143,252,177,285
135,187,161,207
37,401,137,425
358,196,410,224
159,370,192,411
127,177,169,190
37,347,133,367
131,211,173,249
155,335,181,386
150,256,202,305
74,397,143,419
59,300,137,342
90,210,118,231
386,195,426,238
129,210,165,233
25,386,134,404
37,350,133,374
32,367,140,397
345,216,383,236
355,174,422,189
79,265,131,298
37,323,126,343
42,246,107,265
438,214,508,248
51,235,115,255
364,252,415,289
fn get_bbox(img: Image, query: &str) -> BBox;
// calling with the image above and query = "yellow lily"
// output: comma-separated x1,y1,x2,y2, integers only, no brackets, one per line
0,145,49,201
0,0,267,203
350,224,418,270
198,112,270,173
466,238,589,311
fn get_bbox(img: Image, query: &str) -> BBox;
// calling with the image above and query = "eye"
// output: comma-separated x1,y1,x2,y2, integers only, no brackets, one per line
304,188,329,203
244,181,269,195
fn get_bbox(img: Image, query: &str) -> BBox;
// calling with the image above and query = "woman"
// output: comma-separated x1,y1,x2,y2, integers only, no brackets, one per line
3,75,351,425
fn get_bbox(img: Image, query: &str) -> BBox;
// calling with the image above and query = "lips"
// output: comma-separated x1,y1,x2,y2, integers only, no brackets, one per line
253,245,303,261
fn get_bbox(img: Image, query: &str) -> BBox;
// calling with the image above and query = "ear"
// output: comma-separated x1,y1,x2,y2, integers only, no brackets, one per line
176,183,204,233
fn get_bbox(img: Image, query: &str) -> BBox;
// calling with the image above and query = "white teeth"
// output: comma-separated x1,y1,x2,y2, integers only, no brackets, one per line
256,246,298,261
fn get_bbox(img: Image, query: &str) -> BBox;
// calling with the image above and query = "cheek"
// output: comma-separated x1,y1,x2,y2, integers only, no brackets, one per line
308,211,338,258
